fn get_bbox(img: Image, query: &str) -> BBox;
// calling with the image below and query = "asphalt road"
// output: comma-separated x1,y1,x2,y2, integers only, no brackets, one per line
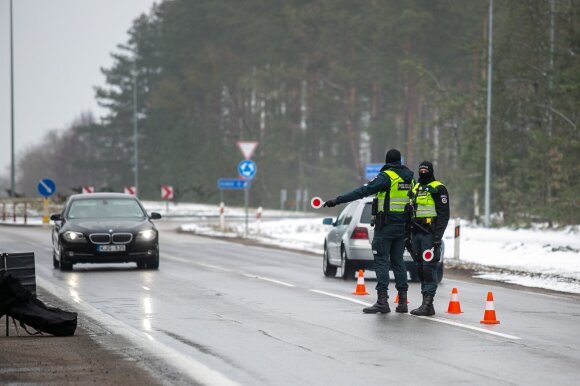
1,221,580,385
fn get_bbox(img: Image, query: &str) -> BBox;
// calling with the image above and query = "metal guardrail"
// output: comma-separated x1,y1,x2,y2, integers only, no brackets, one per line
0,199,64,225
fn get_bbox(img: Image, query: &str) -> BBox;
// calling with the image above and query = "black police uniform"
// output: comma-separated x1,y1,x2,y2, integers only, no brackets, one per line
324,149,414,314
406,161,450,316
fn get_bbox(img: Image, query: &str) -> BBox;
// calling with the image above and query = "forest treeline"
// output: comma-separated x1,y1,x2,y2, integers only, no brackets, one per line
14,0,580,225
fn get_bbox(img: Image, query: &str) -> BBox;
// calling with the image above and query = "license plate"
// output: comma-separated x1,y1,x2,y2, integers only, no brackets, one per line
97,245,126,252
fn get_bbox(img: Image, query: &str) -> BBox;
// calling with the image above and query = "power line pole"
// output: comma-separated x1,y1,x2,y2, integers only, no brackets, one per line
10,0,15,197
484,0,493,227
133,67,139,196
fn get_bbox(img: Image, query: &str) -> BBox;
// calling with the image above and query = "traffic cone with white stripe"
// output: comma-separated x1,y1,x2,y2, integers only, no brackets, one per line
352,270,369,295
480,291,500,324
446,287,463,314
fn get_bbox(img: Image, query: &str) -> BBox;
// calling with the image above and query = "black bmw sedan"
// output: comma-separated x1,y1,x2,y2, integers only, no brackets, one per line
51,193,162,271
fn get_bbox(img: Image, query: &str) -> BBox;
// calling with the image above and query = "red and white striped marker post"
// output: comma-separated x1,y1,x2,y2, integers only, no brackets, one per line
219,202,225,232
311,197,323,209
256,206,263,234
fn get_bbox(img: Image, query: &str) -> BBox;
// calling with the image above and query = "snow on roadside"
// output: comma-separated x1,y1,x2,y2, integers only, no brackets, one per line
180,213,580,294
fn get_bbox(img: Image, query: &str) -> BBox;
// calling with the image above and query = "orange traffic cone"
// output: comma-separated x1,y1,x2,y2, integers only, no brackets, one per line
352,270,369,295
393,293,410,304
446,287,463,314
480,291,500,324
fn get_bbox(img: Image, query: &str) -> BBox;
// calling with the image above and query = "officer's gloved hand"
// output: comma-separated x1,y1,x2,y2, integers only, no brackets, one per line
323,199,338,208
432,239,442,253
404,237,413,255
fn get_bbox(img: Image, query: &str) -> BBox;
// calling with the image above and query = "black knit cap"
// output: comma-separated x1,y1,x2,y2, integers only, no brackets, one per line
385,148,401,164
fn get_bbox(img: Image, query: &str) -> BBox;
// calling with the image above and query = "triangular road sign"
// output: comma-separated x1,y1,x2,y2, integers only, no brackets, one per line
237,141,258,160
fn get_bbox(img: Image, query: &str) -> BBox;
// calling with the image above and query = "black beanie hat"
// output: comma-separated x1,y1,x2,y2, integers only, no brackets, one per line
385,149,401,164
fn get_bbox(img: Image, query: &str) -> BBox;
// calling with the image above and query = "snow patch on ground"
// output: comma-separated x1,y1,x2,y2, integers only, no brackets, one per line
180,211,580,294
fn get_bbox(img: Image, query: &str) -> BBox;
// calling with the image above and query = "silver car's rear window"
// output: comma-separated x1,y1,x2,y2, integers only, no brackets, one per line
360,202,372,224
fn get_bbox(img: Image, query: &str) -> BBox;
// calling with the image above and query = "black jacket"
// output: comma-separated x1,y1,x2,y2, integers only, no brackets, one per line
334,163,414,224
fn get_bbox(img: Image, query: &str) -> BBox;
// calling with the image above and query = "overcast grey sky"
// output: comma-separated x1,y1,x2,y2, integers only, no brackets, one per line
0,0,157,176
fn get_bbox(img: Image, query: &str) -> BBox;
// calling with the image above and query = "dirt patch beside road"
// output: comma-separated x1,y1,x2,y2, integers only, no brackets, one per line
0,289,169,386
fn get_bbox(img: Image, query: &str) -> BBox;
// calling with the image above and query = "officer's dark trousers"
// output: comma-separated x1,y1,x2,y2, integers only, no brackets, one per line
411,231,440,296
371,223,408,294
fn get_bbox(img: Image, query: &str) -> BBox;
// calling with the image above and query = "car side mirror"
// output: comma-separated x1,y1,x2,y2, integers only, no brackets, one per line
50,213,63,221
322,218,335,226
150,212,162,220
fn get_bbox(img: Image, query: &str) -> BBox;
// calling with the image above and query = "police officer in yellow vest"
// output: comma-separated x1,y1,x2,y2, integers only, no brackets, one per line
323,149,414,314
406,161,450,316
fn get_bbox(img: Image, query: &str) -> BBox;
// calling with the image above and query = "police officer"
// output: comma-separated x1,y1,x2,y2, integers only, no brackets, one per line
323,149,414,314
406,161,450,316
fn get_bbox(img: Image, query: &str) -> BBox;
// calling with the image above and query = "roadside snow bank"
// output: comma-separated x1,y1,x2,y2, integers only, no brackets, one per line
180,216,580,294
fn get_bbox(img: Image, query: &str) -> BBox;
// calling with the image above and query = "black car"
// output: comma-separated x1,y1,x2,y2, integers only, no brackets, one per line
51,193,162,271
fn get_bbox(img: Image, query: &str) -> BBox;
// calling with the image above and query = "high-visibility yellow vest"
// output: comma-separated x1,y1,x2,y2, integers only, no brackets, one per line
412,180,443,218
376,170,412,213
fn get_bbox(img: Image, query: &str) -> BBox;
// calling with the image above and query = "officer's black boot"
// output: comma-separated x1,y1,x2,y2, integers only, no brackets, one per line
363,291,390,314
395,291,408,313
410,294,435,316
410,294,426,315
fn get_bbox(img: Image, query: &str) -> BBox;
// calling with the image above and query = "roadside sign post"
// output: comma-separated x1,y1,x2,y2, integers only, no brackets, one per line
244,188,249,237
237,159,257,238
219,202,225,232
37,178,56,225
280,189,287,211
161,185,174,213
217,179,251,235
454,218,461,260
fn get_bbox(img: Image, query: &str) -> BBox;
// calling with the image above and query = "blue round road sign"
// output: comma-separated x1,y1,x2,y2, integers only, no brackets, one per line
37,178,56,197
238,160,257,179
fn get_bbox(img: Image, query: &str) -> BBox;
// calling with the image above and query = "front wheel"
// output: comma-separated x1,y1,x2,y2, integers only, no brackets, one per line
323,245,337,277
146,254,159,270
52,248,60,269
59,247,73,271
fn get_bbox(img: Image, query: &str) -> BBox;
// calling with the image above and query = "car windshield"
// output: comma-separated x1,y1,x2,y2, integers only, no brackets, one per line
67,198,146,219
360,202,372,224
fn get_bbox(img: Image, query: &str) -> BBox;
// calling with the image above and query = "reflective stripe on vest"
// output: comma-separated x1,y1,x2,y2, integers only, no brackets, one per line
376,170,412,213
412,181,443,218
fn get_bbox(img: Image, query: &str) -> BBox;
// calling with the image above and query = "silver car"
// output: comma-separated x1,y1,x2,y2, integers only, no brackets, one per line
322,197,444,281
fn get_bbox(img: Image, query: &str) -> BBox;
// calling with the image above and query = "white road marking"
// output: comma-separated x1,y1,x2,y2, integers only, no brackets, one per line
309,289,373,306
410,314,521,340
167,253,294,287
242,273,295,287
164,254,233,272
164,254,521,340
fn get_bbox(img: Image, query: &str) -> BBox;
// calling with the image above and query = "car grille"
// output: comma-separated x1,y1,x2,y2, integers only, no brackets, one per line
89,233,110,244
112,233,133,244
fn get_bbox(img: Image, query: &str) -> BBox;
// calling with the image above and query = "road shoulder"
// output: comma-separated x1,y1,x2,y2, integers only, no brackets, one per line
0,288,166,386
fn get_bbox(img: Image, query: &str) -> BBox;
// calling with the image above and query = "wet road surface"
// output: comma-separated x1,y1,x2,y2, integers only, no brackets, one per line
1,222,579,385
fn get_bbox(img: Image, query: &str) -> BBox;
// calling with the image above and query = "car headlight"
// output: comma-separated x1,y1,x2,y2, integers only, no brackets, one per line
136,229,156,241
63,231,86,243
